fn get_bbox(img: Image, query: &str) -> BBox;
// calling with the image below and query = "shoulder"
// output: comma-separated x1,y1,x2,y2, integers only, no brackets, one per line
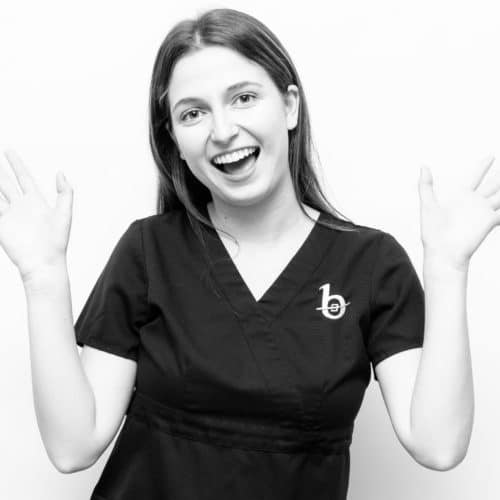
318,213,414,274
129,209,192,244
133,208,187,231
128,209,198,258
320,212,388,252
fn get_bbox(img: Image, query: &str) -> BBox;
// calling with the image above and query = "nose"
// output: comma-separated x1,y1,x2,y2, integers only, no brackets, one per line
209,109,238,144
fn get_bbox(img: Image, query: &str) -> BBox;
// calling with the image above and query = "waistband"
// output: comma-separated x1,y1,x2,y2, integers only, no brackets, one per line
126,391,353,455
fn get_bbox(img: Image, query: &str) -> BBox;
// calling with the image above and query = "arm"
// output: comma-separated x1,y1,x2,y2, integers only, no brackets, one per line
374,258,472,471
23,261,99,473
376,156,499,470
407,157,499,468
409,256,473,469
0,150,98,472
0,150,135,473
376,257,472,471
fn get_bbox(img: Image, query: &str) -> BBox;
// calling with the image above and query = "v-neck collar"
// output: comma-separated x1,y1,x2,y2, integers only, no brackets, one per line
196,207,339,323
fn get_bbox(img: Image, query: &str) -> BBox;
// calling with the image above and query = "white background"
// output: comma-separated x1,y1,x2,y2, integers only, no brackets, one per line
1,0,499,498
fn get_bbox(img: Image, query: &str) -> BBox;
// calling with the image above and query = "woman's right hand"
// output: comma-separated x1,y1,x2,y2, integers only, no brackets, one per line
0,149,73,283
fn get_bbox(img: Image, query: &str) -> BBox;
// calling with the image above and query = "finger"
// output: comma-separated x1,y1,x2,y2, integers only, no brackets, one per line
0,196,8,216
418,165,437,207
4,149,37,195
488,190,500,211
55,171,73,217
493,210,500,227
478,177,500,198
470,154,496,191
0,158,22,202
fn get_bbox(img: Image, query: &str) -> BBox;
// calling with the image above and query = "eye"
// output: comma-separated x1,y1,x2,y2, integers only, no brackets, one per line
180,109,203,123
234,93,257,105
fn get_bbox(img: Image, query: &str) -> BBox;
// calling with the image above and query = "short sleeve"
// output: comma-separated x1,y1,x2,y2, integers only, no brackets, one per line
74,220,149,361
367,232,425,382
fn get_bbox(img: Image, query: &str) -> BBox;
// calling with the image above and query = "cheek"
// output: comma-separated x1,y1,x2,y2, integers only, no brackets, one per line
175,129,206,160
252,106,289,145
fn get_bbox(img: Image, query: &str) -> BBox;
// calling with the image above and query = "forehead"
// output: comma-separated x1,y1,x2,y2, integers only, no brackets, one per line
168,46,273,105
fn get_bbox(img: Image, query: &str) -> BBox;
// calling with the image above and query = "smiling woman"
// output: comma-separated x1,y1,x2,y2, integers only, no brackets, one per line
148,9,353,238
2,4,486,500
69,8,429,499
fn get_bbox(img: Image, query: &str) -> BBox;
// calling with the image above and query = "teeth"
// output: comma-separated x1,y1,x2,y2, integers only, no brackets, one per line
213,147,257,165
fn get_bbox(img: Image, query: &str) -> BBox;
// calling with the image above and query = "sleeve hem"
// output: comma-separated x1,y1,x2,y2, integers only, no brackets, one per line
372,343,423,383
372,342,423,373
75,337,138,361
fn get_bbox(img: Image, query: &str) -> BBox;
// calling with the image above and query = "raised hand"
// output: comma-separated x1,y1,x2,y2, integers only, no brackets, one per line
0,150,73,282
418,155,500,271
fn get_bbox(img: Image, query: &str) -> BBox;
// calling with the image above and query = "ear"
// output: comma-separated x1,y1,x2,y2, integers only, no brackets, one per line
284,84,300,131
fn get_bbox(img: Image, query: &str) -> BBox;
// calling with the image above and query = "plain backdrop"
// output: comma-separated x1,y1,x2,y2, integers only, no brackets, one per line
1,0,499,498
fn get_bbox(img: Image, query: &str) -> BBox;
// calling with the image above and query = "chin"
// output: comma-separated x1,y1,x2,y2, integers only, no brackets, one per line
215,183,276,208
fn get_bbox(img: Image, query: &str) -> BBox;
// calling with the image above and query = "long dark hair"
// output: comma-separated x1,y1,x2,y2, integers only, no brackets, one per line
148,7,358,253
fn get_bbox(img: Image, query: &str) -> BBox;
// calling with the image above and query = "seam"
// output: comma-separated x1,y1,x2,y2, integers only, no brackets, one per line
130,412,350,456
367,231,387,330
135,219,151,322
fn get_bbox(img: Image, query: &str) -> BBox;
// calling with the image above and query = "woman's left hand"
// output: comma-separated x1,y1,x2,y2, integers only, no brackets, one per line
418,155,500,271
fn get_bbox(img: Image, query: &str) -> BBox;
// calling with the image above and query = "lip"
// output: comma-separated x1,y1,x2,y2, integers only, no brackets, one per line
210,146,259,165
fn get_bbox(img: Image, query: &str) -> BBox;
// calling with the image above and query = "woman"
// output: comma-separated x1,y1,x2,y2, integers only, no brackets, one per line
0,7,497,500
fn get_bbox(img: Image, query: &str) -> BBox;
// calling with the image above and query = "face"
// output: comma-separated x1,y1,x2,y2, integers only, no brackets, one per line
167,45,299,209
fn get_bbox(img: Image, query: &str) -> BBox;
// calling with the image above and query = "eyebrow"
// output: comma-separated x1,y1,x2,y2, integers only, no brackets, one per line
172,80,263,112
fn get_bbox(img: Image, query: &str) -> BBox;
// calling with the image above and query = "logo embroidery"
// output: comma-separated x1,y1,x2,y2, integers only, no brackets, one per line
316,283,350,320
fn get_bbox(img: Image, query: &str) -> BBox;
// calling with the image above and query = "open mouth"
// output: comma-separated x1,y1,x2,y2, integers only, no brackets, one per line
211,147,260,174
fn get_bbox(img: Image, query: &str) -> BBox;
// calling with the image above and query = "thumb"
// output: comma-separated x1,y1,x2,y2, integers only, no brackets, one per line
418,165,436,207
55,171,73,215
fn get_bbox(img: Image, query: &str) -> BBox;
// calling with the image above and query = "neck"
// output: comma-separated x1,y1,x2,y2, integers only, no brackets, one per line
207,187,318,246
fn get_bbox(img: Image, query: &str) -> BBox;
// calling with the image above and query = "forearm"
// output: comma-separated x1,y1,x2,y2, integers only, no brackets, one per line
409,254,474,469
23,259,97,472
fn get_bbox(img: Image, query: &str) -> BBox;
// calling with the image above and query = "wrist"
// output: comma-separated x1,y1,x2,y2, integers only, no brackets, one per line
21,256,69,293
423,252,469,277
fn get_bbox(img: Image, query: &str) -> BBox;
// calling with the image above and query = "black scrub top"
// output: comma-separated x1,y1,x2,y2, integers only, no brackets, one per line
74,208,424,500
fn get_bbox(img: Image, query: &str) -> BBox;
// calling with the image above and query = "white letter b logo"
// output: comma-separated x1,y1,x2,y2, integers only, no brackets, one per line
316,283,350,320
